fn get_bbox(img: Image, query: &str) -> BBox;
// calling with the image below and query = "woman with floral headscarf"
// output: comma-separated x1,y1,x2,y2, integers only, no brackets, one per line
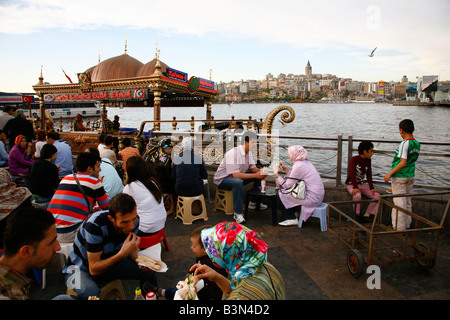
273,145,324,226
8,135,34,177
190,222,285,300
143,137,175,194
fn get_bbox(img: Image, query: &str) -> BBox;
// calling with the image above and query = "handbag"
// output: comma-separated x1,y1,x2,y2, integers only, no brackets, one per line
280,177,306,200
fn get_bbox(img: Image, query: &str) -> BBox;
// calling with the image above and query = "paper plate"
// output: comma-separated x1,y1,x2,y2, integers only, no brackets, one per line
137,243,168,273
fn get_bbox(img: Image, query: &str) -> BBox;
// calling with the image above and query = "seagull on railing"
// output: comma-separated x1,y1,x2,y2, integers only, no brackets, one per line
368,47,377,57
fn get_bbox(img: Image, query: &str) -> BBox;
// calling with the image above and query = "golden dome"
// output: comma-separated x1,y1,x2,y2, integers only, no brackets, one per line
136,58,169,77
90,53,144,82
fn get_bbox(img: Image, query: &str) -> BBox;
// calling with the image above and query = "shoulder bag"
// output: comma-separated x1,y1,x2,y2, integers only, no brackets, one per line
280,177,306,200
73,173,93,214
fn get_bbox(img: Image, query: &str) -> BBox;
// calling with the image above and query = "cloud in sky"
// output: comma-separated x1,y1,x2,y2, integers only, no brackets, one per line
0,0,449,91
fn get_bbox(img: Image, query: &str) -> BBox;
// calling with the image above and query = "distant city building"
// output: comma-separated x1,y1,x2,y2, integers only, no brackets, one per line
305,61,312,78
214,61,445,103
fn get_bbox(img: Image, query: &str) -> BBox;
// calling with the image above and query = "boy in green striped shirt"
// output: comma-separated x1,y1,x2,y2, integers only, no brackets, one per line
384,119,420,230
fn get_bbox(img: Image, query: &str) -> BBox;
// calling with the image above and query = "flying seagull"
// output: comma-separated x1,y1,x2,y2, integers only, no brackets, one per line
368,47,377,57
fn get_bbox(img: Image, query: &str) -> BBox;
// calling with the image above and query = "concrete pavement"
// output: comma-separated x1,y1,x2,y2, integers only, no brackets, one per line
30,186,450,301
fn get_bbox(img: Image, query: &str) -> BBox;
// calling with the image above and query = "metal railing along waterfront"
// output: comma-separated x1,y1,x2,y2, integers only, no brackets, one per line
137,118,450,191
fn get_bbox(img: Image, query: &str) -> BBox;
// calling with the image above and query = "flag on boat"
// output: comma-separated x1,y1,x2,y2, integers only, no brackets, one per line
61,68,73,83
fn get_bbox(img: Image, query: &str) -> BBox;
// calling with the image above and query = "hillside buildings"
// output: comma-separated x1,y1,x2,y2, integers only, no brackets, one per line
216,61,449,104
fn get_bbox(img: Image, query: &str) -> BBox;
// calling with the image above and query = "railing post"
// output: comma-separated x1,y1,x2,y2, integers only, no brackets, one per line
347,135,353,174
336,134,343,186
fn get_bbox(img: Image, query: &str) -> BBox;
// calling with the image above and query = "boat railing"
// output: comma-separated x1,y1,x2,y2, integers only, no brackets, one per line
144,126,450,191
137,116,260,136
54,116,450,191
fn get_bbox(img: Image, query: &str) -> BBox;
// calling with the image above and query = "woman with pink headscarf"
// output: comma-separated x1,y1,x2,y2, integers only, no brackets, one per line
273,145,324,226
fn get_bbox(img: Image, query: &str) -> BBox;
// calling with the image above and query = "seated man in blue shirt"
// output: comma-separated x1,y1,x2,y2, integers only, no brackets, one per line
47,131,73,177
63,193,158,300
85,146,123,199
0,129,8,167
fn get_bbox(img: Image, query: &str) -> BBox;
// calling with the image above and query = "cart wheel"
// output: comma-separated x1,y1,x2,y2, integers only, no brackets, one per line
347,249,364,278
414,243,436,270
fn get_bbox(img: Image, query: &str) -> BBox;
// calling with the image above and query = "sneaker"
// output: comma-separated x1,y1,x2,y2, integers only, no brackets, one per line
248,201,268,210
234,213,246,224
278,219,299,226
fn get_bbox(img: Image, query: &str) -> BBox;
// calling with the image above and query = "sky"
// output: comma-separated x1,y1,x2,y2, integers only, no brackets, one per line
0,0,449,93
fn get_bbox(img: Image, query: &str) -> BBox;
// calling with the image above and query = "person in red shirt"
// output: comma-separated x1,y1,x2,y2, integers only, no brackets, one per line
345,141,380,222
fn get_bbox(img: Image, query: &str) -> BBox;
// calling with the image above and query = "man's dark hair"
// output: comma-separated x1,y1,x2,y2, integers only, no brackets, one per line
122,137,132,147
357,141,374,155
75,152,101,173
41,143,57,160
47,131,60,140
2,106,13,113
36,130,46,142
108,193,136,219
399,119,415,134
99,133,107,144
2,208,55,257
243,131,257,144
86,146,100,158
104,135,114,146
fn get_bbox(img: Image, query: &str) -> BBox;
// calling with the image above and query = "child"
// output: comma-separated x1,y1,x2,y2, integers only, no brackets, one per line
159,225,228,300
384,119,420,230
345,141,380,222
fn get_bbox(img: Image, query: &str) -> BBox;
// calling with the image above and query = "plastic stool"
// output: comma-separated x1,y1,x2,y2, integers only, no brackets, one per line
66,279,126,300
203,179,211,202
214,188,234,215
175,194,208,225
58,242,74,260
42,242,74,289
99,279,126,300
164,193,176,215
298,202,328,232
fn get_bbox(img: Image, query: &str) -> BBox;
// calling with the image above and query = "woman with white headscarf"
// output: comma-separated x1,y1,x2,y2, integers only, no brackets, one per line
171,137,208,197
273,145,324,226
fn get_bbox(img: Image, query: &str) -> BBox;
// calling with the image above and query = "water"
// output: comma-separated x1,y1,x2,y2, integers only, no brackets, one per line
97,102,450,188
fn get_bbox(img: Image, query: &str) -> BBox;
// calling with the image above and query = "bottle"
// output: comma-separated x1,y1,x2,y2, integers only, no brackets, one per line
146,291,157,300
134,287,145,300
261,179,266,193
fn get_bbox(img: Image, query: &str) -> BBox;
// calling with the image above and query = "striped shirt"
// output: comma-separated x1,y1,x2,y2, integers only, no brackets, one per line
0,264,31,300
48,173,110,232
227,262,286,300
63,211,139,272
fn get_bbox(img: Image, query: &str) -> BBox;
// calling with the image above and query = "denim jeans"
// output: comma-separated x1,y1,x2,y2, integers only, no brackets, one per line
279,198,301,221
218,176,259,214
64,256,158,300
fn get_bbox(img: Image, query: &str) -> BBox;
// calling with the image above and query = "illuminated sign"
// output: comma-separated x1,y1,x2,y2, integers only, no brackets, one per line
166,68,188,82
0,96,23,103
44,89,148,102
188,76,199,93
198,78,215,90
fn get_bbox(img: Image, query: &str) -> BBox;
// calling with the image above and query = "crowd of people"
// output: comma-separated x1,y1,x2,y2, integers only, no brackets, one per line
0,106,421,301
